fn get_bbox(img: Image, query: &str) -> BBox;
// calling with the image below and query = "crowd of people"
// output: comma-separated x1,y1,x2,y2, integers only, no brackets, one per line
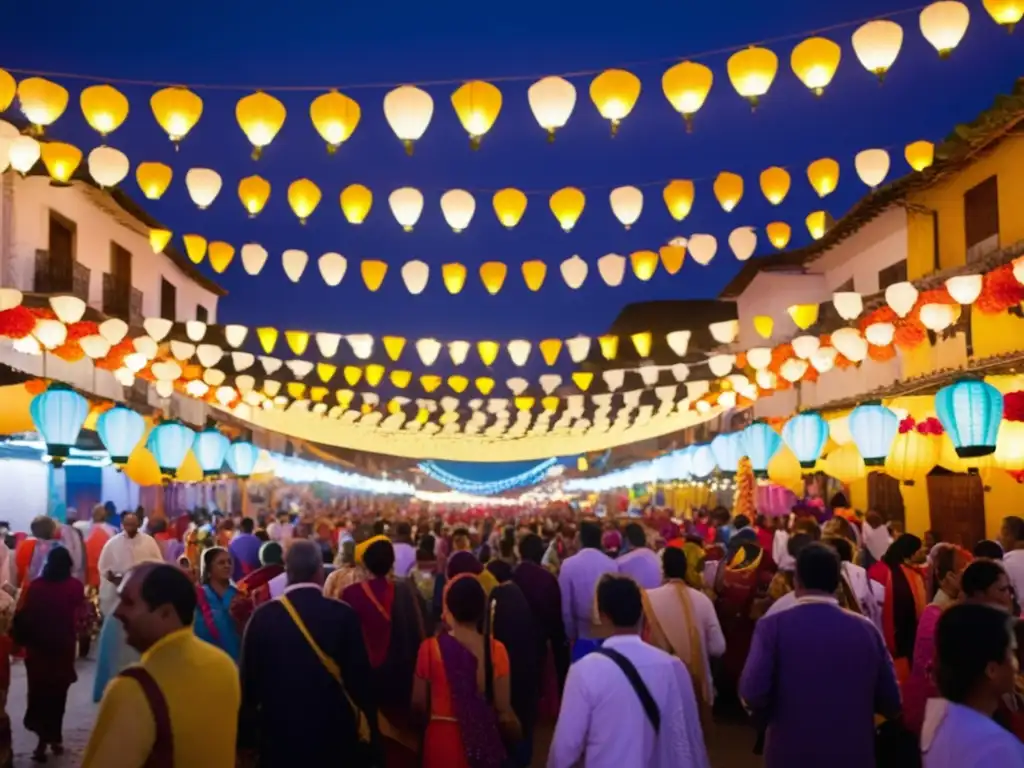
0,495,1022,766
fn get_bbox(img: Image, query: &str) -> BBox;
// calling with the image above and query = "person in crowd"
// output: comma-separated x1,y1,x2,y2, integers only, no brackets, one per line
0,584,13,767
921,603,1024,766
961,559,1015,612
324,539,365,599
542,523,574,574
238,540,377,767
740,543,901,767
194,547,242,662
412,574,519,768
1000,516,1024,603
601,527,623,558
549,574,710,768
617,523,662,590
757,533,815,617
410,534,441,617
13,548,84,762
93,510,163,702
975,539,1005,560
682,537,711,595
14,517,60,599
559,520,618,661
485,527,518,584
228,518,262,581
432,520,450,574
870,534,928,683
451,527,473,554
78,504,117,588
232,541,285,629
693,509,715,545
391,521,416,578
862,511,893,568
265,511,294,546
827,536,883,629
82,563,240,767
341,537,427,767
643,547,726,732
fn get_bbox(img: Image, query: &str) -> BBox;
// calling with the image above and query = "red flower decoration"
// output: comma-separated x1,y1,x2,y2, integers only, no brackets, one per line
1004,391,1024,423
976,265,1024,315
916,417,945,436
0,306,37,339
1008,470,1024,485
898,416,917,434
65,320,99,341
894,319,927,350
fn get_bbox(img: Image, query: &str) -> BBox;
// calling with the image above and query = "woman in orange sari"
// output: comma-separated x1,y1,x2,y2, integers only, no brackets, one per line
868,534,927,683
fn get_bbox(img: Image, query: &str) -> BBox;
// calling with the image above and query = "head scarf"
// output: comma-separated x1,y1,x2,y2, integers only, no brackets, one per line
682,541,706,590
602,529,622,553
355,534,390,565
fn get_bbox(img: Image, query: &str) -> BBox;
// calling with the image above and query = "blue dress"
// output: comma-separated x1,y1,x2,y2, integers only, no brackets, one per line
194,583,241,662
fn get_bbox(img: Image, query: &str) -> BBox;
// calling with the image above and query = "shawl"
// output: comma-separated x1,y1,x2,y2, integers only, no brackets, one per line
643,581,711,708
342,577,395,668
873,562,927,678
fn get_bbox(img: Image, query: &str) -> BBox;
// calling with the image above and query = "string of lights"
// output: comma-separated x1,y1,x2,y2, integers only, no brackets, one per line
419,458,558,494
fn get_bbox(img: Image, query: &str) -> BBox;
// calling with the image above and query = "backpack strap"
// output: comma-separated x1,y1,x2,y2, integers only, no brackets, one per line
595,648,661,733
118,667,174,768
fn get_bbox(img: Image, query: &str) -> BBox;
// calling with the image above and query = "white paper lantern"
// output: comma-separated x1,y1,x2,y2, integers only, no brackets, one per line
507,340,531,367
810,346,838,373
852,20,904,77
920,303,956,331
666,330,692,357
560,255,588,289
832,291,864,320
791,334,821,360
885,281,919,317
315,332,341,358
728,227,757,261
232,352,255,370
185,168,222,209
154,381,174,399
286,360,314,379
603,370,625,391
196,344,224,368
133,336,159,360
747,347,772,369
241,243,269,276
831,327,868,362
49,295,86,324
440,189,476,233
114,368,136,387
170,340,195,361
640,365,660,386
8,136,41,174
399,260,429,295
539,374,562,394
122,351,147,372
141,317,172,342
688,234,717,265
79,335,111,359
32,319,66,349
566,336,591,362
87,146,130,188
383,85,434,152
416,338,442,366
347,334,374,359
597,253,627,287
945,274,982,305
919,1,970,57
389,187,424,231
528,76,576,138
707,354,735,377
865,322,896,346
756,370,777,389
0,288,23,311
224,325,248,348
709,320,740,345
780,358,809,383
282,249,309,283
855,149,891,188
609,186,643,229
447,340,470,365
185,321,207,342
318,252,347,287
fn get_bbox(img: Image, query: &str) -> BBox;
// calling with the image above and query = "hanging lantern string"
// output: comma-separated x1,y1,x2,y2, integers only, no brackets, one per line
0,1,932,92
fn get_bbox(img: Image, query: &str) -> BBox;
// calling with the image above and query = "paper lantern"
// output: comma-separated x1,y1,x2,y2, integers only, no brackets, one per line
708,354,735,377
753,315,775,340
598,334,619,361
709,320,740,344
507,340,531,367
610,186,643,229
572,371,594,391
133,335,159,360
935,379,1003,457
256,327,278,355
282,249,308,283
225,440,260,479
99,318,128,345
539,374,562,395
384,85,434,154
146,419,197,476
832,291,863,320
711,432,743,475
823,443,867,483
920,303,956,331
792,335,821,360
236,91,286,159
150,86,202,145
567,336,592,362
713,172,743,212
29,383,89,465
661,61,713,131
787,304,819,330
729,227,757,261
241,243,269,276
208,241,234,274
445,340,469,365
80,335,111,359
666,330,691,357
131,163,173,202
630,251,658,282
347,334,374,359
41,142,82,184
416,338,443,366
803,157,840,199
589,69,641,135
848,402,899,465
560,255,588,289
945,274,982,304
790,36,841,95
8,136,40,175
451,80,502,148
806,211,829,240
318,252,347,287
528,76,576,140
766,222,791,250
550,187,585,232
49,295,85,324
810,347,838,373
493,188,527,228
885,281,919,317
660,244,686,275
479,262,507,295
783,411,829,468
983,0,1023,30
598,254,627,287
538,339,562,366
287,179,321,224
865,322,896,347
691,445,717,478
223,325,247,348
401,260,429,294
758,167,790,205
440,189,476,232
631,331,653,358
852,20,904,79
17,77,68,130
389,187,424,231
920,1,970,56
0,72,12,114
688,234,717,265
78,85,129,140
185,168,222,209
181,235,206,265
744,347,770,370
192,426,229,476
442,263,468,295
148,228,172,254
34,319,67,349
96,405,145,467
87,146,129,188
886,430,940,483
284,330,310,356
309,90,360,152
903,140,936,173
780,358,809,383
743,422,782,477
365,364,385,386
663,180,695,221
361,260,388,292
855,149,891,188
726,46,778,107
333,185,373,228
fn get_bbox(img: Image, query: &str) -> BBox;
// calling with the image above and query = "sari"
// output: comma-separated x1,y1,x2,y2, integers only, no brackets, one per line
869,561,927,683
194,583,242,661
323,564,366,600
230,563,284,628
512,560,568,718
715,540,770,709
901,603,944,734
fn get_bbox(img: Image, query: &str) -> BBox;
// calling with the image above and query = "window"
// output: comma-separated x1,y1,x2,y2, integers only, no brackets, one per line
104,243,132,319
878,260,908,291
44,212,75,292
964,175,999,262
195,305,208,323
160,279,176,321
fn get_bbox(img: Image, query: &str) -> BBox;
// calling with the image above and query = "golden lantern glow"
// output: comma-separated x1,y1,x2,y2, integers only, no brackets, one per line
80,84,129,136
659,244,686,275
527,76,576,141
542,396,559,413
285,330,310,356
572,372,594,391
589,69,641,135
806,210,829,240
383,336,406,361
631,331,653,358
823,443,867,484
340,184,373,224
609,186,643,229
88,146,129,188
282,249,308,282
17,77,68,132
886,430,940,482
150,86,203,145
905,140,935,172
598,334,619,361
317,363,337,383
475,377,496,396
149,228,172,254
309,90,361,153
920,1,971,56
754,315,774,338
256,327,278,354
238,175,271,217
235,91,286,159
185,168,222,209
451,80,502,149
807,157,840,197
787,303,819,330
383,85,434,154
539,338,562,366
447,375,469,394
521,260,547,291
492,188,527,229
287,179,321,224
477,340,500,366
790,37,841,96
361,260,388,292
549,187,585,232
183,235,207,264
766,222,792,250
996,419,1024,470
390,370,412,389
40,142,82,184
135,162,172,200
851,20,904,80
479,262,507,295
661,61,713,131
663,180,695,222
983,0,1023,30
726,47,778,108
713,172,744,212
514,397,535,412
855,149,891,188
759,167,790,205
208,241,235,274
389,187,424,231
440,189,476,232
365,364,386,387
343,366,363,386
442,263,468,295
630,250,659,281
0,70,14,111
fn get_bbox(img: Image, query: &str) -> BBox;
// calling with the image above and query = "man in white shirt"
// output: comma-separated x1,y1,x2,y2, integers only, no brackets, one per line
999,516,1024,605
391,521,416,578
548,574,710,768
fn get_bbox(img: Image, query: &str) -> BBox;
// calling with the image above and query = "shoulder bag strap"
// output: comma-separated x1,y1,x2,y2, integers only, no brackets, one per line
595,647,661,733
118,667,174,768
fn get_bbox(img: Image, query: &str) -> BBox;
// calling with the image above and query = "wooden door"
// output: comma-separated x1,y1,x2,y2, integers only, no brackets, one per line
926,473,987,550
869,473,905,528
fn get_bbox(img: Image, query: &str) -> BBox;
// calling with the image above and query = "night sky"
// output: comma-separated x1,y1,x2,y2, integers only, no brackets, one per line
5,1,1024,479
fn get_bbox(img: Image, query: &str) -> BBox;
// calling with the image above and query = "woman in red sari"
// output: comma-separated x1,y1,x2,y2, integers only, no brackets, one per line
868,534,927,684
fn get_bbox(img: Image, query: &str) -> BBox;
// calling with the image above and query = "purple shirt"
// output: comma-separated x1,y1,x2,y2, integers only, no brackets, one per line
739,597,900,768
558,548,618,641
616,548,663,590
229,533,263,581
392,542,416,578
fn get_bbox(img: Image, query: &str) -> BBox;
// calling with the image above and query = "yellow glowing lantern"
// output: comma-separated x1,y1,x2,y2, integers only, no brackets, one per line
492,188,527,229
236,175,270,217
806,210,829,240
343,366,362,386
589,69,641,135
541,396,559,413
663,180,695,222
40,142,82,184
983,0,1023,30
339,184,373,225
521,260,547,291
285,330,310,356
598,334,619,360
80,84,129,136
135,162,172,200
475,377,496,395
726,47,778,108
236,91,286,159
630,250,658,281
713,172,744,212
0,70,14,111
256,327,278,354
631,331,653,358
479,262,507,295
420,375,442,393
759,167,791,205
754,315,774,338
365,364,386,387
661,61,713,131
149,228,172,254
549,187,585,232
183,235,207,264
787,303,820,330
477,341,500,366
996,419,1024,471
805,157,839,198
309,90,361,153
904,140,935,172
208,241,235,274
572,372,595,391
451,80,502,149
439,263,467,295
920,2,971,56
527,76,576,141
389,187,424,231
361,260,388,292
790,37,842,96
852,20,904,80
17,77,68,132
765,222,791,250
287,179,322,224
660,244,686,275
539,339,562,366
383,85,434,155
886,430,940,483
447,375,469,394
150,86,203,146
390,370,412,389
383,336,406,361
317,363,337,383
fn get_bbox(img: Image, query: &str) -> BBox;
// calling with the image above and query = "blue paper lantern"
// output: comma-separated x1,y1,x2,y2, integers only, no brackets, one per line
848,402,899,466
935,379,1004,458
29,382,89,466
782,412,829,469
146,420,196,476
742,422,782,477
192,426,230,477
690,444,716,478
710,432,743,476
96,405,145,468
226,440,260,478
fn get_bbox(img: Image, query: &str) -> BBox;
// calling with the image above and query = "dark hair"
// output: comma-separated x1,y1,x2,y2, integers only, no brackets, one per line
829,492,849,509
240,518,255,534
796,542,841,593
663,547,688,581
29,515,55,539
149,518,168,535
733,514,751,530
792,518,821,540
974,540,1004,560
580,520,602,549
1003,516,1024,543
396,521,412,538
255,529,269,542
624,523,646,548
935,603,1014,703
372,520,386,536
121,509,139,523
519,533,545,564
445,575,486,624
961,560,1007,598
823,536,854,564
787,532,815,559
498,528,516,560
597,574,643,628
363,539,395,577
42,546,73,581
201,547,229,583
418,534,436,557
140,564,197,626
259,541,283,566
933,545,958,585
452,527,471,541
882,534,922,567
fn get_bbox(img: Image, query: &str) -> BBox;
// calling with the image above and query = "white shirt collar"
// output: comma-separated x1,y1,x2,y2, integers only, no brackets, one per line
602,633,645,649
283,582,322,595
794,594,839,606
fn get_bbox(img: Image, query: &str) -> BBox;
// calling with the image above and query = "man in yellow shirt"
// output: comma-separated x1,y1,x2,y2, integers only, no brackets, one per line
83,562,240,768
